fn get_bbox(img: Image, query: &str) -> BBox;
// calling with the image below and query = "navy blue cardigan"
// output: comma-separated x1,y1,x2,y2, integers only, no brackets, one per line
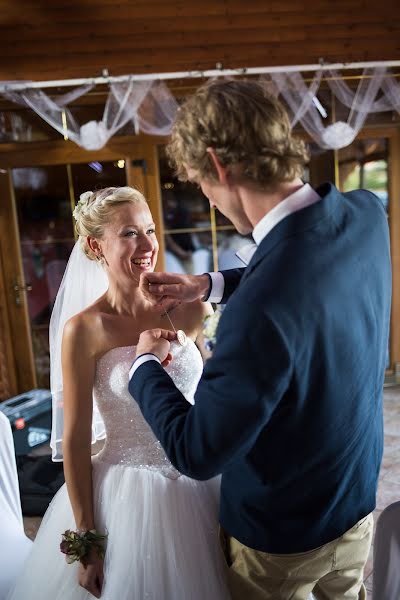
129,183,391,553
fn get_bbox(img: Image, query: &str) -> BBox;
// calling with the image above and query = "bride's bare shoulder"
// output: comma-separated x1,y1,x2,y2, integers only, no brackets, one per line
62,298,108,353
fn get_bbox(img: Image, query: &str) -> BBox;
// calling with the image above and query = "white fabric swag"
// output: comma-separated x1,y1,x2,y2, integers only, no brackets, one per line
267,68,388,149
1,68,400,151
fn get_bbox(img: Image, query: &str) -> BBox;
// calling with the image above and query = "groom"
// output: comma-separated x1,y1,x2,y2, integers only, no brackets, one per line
128,80,391,599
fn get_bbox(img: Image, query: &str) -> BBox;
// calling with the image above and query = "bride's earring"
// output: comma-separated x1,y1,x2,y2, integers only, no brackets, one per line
100,253,110,267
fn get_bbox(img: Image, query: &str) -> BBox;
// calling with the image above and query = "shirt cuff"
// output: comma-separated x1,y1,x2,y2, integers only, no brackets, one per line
129,353,161,380
207,272,225,303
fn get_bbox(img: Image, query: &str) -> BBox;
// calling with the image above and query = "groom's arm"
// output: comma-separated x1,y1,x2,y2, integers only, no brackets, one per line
128,309,291,480
140,269,245,307
215,268,245,304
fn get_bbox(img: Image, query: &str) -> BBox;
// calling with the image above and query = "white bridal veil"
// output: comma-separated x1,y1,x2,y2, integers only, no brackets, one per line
49,242,109,461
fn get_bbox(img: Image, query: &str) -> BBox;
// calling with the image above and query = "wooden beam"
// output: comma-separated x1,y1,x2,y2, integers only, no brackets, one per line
0,135,168,168
1,39,399,79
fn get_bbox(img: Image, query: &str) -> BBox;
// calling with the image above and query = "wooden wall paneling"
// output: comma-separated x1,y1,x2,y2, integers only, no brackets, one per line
0,0,399,80
0,170,36,392
4,22,400,57
5,0,389,23
0,0,369,24
3,38,400,76
0,10,397,40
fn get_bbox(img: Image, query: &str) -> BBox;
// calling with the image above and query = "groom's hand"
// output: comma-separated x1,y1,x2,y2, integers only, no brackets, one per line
140,272,210,308
137,328,177,367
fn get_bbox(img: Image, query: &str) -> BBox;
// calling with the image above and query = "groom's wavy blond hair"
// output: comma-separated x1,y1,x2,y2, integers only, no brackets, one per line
166,79,309,190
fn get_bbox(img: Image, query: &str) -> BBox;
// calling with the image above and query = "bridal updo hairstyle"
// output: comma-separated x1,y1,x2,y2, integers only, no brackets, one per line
73,186,147,261
166,79,309,190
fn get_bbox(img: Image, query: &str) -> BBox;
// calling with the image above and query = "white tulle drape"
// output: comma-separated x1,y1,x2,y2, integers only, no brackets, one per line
1,68,400,151
2,79,174,151
137,80,179,136
268,67,387,149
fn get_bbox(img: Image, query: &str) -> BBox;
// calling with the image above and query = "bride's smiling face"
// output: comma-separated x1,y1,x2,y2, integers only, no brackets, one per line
96,202,159,283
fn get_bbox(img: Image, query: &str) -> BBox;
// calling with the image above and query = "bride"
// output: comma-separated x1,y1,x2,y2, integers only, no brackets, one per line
7,186,230,599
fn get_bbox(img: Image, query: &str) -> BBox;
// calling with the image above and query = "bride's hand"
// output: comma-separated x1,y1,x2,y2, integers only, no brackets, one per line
78,548,104,598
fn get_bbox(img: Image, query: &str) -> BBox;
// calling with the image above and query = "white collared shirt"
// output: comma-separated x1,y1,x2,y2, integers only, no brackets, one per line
208,183,321,302
129,184,321,379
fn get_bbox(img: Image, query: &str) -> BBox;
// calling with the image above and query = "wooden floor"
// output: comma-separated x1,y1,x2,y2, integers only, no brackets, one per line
23,386,400,597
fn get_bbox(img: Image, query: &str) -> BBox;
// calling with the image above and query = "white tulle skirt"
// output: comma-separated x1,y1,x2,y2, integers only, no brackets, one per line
7,457,231,599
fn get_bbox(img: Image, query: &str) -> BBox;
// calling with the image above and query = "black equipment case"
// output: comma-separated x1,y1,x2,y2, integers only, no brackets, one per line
1,389,65,516
0,389,52,455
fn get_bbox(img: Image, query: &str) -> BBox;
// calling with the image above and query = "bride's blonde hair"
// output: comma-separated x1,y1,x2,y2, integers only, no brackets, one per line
73,186,147,261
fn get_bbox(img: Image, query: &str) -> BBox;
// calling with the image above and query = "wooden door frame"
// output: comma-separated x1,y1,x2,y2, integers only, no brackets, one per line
0,170,36,392
0,227,18,398
0,134,167,394
336,126,400,371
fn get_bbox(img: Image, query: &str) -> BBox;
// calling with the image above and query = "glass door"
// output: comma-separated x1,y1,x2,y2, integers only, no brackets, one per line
11,160,127,389
157,145,252,277
338,137,390,368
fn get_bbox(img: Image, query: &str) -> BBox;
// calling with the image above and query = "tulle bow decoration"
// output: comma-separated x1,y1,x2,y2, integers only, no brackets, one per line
2,67,400,151
321,122,356,150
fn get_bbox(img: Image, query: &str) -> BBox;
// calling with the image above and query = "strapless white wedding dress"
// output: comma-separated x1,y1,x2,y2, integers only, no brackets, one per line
7,339,231,599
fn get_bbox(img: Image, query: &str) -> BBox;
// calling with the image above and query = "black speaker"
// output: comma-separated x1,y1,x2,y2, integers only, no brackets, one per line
0,389,52,455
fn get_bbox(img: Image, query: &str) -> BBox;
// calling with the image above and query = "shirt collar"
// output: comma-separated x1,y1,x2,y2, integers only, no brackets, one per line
252,183,321,246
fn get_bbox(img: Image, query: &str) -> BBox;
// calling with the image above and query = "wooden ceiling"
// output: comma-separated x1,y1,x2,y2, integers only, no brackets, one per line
0,0,399,83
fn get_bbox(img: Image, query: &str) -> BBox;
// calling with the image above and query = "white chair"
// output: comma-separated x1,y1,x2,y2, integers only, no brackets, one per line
373,501,400,600
0,411,32,598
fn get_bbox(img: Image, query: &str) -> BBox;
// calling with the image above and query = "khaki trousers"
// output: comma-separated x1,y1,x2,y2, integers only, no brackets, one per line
221,513,373,600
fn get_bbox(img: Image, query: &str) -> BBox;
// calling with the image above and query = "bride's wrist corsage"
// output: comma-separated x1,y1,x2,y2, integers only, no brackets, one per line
203,308,222,351
60,528,107,564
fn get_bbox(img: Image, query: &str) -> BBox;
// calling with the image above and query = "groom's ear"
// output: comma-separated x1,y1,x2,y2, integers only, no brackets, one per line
206,148,228,185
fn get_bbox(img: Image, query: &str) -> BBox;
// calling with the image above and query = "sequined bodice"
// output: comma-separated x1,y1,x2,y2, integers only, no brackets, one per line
93,339,203,479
